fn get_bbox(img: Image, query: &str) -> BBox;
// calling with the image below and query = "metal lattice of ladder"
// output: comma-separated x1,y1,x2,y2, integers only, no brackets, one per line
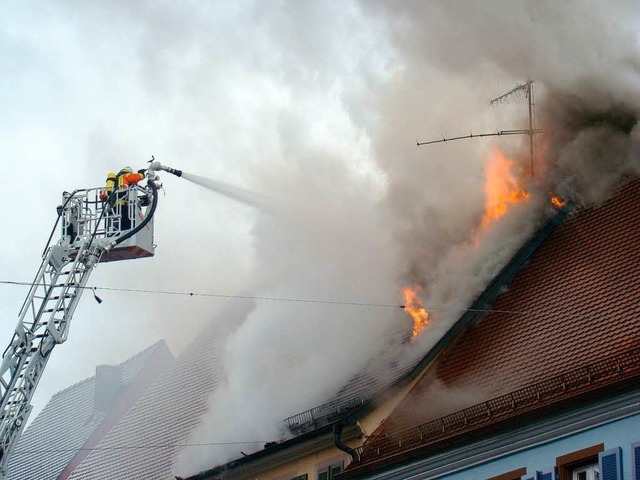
0,184,156,479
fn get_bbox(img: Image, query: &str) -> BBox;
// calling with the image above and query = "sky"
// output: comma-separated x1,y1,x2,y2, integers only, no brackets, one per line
1,0,640,477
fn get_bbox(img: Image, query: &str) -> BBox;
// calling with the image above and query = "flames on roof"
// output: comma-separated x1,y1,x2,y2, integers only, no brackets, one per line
403,144,531,338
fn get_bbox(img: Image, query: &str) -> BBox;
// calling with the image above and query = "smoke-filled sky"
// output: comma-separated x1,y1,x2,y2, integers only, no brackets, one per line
2,1,640,477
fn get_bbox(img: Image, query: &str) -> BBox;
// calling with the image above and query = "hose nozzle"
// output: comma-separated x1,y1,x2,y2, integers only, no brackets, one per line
160,165,182,177
147,160,182,178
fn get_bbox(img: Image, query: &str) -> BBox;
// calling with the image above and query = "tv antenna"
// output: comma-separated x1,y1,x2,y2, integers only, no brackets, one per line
417,79,542,176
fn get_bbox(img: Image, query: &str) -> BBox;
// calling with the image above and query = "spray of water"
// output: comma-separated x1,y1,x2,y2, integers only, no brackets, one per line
181,172,270,211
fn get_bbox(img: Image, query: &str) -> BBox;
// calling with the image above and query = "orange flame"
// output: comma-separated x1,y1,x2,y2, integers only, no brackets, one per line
479,146,529,232
402,285,429,337
550,195,566,208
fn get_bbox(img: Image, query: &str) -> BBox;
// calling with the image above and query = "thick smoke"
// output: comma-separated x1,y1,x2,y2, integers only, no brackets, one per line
540,89,640,205
156,0,640,475
2,0,631,474
3,4,635,473
362,0,640,284
174,3,408,474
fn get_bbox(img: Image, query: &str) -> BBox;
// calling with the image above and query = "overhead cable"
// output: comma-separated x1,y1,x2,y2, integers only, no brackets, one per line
0,280,401,309
0,279,608,319
13,440,274,455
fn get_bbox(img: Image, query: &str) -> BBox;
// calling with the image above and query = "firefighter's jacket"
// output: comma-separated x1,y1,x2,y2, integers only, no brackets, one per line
100,169,144,203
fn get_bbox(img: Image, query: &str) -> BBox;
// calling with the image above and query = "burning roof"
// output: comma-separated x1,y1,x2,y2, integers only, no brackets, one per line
344,176,640,475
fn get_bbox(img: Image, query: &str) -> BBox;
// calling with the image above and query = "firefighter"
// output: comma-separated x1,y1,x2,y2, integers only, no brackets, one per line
100,167,146,231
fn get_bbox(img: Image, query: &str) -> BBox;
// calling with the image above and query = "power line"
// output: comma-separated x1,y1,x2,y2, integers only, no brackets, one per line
0,280,402,309
0,279,612,320
13,440,274,455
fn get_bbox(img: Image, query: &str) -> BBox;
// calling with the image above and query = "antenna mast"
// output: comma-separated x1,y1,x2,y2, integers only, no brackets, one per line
489,79,536,176
418,80,540,177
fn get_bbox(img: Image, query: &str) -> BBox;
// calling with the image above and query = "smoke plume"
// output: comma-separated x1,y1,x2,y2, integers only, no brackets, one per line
140,1,640,475
4,0,635,475
3,3,637,474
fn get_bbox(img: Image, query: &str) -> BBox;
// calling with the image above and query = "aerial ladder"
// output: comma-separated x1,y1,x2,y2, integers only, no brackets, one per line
0,160,182,479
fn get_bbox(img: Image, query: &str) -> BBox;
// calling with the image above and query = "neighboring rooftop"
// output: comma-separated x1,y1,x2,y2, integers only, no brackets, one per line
65,306,246,480
8,340,173,480
343,177,640,473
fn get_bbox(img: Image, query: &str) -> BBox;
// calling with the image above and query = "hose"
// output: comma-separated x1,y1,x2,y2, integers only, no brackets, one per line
111,180,159,247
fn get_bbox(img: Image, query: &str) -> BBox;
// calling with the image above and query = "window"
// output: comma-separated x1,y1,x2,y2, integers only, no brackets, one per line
536,470,554,480
573,464,599,480
556,444,604,480
487,467,527,480
317,462,343,480
291,475,308,480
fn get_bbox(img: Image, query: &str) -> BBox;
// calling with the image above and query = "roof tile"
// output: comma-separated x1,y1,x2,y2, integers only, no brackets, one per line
8,341,172,480
65,307,246,480
383,178,640,434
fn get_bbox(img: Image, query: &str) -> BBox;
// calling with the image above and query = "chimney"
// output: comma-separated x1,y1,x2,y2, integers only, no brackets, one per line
94,364,123,414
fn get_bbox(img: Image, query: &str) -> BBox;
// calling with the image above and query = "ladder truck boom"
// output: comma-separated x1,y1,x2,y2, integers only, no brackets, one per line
0,162,180,478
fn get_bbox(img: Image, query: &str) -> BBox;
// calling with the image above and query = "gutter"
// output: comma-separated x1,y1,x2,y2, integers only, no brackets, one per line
185,422,361,480
334,422,359,461
338,371,640,480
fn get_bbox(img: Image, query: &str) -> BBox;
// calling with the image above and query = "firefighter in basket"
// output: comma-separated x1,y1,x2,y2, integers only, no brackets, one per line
100,167,147,231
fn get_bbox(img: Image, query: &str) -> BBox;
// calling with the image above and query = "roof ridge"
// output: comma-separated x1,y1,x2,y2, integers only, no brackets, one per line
49,376,96,400
114,339,169,369
49,340,169,400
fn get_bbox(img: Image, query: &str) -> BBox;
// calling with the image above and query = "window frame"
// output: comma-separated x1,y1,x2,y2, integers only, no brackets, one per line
556,444,605,480
572,463,600,480
487,467,527,480
317,461,344,480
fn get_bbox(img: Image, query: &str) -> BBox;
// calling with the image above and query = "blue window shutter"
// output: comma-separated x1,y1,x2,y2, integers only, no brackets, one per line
599,447,623,480
536,470,553,480
632,441,640,480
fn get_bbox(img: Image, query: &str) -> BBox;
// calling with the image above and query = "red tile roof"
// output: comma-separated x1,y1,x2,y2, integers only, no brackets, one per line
347,346,640,473
381,177,640,434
